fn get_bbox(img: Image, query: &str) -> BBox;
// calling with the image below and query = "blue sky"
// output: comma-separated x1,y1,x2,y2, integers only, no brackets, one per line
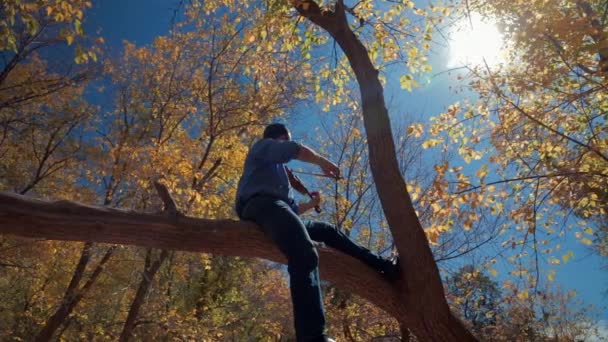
83,0,607,333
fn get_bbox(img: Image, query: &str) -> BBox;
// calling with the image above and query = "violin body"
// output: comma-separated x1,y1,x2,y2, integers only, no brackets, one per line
286,167,322,213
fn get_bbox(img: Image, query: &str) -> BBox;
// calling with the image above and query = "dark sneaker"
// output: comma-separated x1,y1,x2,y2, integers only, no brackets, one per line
380,256,400,281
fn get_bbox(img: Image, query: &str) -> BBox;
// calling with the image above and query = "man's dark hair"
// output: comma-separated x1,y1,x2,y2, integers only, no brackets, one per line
263,123,289,139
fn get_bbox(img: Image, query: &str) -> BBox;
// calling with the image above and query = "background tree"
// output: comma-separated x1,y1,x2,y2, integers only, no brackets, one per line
0,0,99,110
436,0,607,257
0,2,102,340
411,0,608,321
445,265,501,338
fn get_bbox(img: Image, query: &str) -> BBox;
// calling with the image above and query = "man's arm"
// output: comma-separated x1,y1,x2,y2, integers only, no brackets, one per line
254,139,301,164
296,144,341,179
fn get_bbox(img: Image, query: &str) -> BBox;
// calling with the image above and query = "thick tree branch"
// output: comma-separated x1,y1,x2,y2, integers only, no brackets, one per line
0,191,403,318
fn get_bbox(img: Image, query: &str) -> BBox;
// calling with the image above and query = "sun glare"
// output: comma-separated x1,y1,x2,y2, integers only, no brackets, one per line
448,14,504,68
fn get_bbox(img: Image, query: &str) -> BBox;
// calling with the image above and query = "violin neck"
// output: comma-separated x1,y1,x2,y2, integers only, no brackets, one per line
286,168,310,195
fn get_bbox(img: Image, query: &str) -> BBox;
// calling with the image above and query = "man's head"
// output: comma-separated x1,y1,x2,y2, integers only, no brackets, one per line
263,123,290,141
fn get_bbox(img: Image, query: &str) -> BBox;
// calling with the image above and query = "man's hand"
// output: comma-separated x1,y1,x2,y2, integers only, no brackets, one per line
296,144,341,179
298,191,322,215
319,159,341,179
309,191,322,207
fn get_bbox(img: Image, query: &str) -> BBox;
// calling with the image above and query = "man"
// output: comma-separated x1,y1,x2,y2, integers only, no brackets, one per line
235,123,399,342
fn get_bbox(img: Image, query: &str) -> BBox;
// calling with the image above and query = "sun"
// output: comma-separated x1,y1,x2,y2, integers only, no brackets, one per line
448,14,504,68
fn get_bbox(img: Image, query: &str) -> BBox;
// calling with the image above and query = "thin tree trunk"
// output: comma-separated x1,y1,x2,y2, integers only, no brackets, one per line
34,242,92,341
35,245,116,342
119,249,169,342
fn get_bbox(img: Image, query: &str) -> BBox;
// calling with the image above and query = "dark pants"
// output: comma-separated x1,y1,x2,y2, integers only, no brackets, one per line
238,195,390,342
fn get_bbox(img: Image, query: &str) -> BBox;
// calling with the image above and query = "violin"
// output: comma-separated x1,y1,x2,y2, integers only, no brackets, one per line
286,167,322,213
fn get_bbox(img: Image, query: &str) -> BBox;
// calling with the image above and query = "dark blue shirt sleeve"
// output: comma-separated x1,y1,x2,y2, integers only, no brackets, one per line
253,139,301,164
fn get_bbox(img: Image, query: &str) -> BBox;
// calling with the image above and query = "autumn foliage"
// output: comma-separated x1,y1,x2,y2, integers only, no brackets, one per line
0,0,604,340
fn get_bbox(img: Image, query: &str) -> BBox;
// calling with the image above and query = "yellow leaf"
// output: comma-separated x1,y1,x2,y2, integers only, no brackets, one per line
425,228,440,245
476,165,488,178
422,138,442,149
66,35,74,45
581,238,593,246
517,290,529,300
407,124,423,138
562,251,574,263
463,220,472,231
400,74,416,91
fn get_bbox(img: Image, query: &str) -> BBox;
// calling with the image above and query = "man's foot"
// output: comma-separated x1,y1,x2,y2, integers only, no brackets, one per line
380,256,400,281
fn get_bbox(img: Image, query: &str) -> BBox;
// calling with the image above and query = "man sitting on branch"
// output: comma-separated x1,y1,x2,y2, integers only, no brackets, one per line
235,123,400,342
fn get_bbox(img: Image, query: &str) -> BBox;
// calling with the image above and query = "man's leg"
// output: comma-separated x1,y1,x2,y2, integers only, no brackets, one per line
305,221,398,277
241,196,327,342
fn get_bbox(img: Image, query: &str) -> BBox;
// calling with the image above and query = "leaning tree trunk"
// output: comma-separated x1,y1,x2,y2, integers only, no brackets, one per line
119,249,169,342
35,244,115,342
34,242,92,342
293,1,475,340
35,191,118,342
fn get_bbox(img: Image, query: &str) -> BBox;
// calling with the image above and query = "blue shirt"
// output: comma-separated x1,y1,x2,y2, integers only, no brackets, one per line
235,138,301,214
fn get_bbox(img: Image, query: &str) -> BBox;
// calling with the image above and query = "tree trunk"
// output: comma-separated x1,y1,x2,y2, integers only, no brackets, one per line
34,242,92,342
35,244,115,342
119,249,169,342
293,1,476,340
